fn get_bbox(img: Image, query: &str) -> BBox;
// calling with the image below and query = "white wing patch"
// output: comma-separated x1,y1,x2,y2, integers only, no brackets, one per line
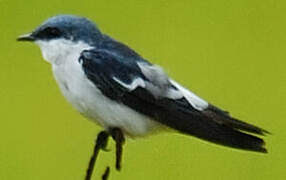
137,62,169,88
113,62,208,111
137,62,182,99
170,79,209,111
113,77,146,91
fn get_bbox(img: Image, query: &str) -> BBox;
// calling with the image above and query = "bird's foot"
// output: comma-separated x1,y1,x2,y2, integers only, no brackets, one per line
85,128,125,180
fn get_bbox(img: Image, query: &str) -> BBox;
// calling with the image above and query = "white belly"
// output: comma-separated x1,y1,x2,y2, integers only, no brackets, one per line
36,39,161,136
52,58,160,137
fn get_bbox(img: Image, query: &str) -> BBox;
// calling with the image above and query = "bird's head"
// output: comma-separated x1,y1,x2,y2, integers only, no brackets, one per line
17,15,102,64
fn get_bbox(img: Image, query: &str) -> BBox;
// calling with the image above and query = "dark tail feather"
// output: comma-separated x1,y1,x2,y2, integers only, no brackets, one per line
222,116,270,135
156,106,267,153
207,104,270,135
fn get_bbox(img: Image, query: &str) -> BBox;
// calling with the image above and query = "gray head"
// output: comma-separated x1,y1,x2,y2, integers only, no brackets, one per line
18,15,102,45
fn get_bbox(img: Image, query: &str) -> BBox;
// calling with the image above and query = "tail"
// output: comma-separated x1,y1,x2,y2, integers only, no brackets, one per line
154,100,268,153
207,104,270,135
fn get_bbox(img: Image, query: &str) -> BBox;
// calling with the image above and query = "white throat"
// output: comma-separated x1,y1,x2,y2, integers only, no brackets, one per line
35,39,92,65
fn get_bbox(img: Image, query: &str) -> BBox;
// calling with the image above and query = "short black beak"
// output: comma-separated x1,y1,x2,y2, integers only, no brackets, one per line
17,33,35,42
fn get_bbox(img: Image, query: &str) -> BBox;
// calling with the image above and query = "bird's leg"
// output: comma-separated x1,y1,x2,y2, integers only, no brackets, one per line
110,128,125,171
85,131,109,180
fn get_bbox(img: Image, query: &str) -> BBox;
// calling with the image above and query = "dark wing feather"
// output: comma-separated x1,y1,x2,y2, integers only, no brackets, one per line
79,48,267,153
121,89,267,153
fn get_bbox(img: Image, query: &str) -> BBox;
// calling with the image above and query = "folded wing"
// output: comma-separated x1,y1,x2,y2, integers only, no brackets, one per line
79,48,268,153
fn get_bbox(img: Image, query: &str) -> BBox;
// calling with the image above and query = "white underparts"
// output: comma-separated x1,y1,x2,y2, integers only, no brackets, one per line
35,39,161,136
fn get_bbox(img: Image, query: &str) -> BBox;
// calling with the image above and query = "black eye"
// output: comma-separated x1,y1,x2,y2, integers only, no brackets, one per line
46,27,61,36
45,27,62,37
37,27,62,39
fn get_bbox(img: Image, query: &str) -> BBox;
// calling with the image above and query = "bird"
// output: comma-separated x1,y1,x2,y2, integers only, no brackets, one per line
17,14,268,179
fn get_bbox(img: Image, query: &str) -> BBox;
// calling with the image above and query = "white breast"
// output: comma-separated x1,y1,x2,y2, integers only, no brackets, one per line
36,39,160,136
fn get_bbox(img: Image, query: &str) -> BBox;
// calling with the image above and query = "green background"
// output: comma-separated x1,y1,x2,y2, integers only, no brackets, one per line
1,0,285,179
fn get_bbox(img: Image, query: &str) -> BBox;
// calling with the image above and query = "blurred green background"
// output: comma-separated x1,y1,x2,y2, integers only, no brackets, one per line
1,0,285,179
